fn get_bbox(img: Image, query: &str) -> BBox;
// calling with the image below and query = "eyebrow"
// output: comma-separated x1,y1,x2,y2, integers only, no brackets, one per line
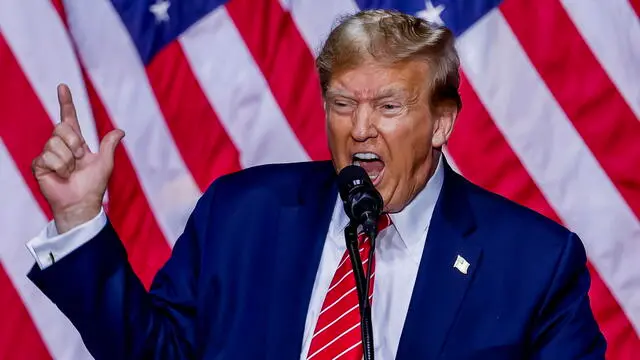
325,89,353,99
373,87,407,99
326,87,408,100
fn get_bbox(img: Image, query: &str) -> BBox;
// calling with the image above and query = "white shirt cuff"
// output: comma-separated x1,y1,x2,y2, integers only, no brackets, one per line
26,208,107,270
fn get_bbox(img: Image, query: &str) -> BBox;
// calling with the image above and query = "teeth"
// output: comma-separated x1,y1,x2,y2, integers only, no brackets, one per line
353,152,380,161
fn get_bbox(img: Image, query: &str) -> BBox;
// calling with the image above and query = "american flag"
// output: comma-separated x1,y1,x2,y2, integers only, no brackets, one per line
0,0,638,358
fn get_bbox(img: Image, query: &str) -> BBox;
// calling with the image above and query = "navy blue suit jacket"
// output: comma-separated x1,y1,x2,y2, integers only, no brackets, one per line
28,159,606,359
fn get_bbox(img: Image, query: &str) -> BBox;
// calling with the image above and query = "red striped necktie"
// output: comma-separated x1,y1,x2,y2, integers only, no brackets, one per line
306,214,392,360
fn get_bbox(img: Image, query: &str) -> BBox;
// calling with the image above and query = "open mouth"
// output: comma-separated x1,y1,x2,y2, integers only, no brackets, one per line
352,152,385,186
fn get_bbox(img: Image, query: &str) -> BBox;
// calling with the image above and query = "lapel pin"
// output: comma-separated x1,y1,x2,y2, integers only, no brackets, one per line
453,254,470,275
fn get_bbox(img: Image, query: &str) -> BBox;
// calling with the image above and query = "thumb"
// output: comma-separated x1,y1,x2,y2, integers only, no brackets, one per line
98,129,125,166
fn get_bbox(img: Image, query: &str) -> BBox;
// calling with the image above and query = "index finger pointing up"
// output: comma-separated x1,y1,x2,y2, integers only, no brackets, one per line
57,83,82,136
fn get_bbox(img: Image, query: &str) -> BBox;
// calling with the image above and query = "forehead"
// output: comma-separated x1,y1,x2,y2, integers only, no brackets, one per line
327,60,430,98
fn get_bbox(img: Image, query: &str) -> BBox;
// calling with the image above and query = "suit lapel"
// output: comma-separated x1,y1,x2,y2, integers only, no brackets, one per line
263,162,338,359
396,162,483,359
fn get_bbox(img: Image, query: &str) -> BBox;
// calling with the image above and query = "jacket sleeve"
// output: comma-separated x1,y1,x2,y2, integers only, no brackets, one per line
531,232,607,359
27,182,218,360
26,208,107,270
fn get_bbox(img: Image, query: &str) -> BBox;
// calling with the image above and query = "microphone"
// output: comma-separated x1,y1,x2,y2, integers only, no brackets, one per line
337,165,384,240
337,165,384,360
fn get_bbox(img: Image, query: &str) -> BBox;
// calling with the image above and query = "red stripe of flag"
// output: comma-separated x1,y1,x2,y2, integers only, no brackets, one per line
49,1,63,19
449,74,640,359
49,0,170,287
225,0,330,161
0,264,51,360
81,72,171,288
0,33,57,360
500,0,640,220
146,41,242,190
449,74,560,222
0,36,54,219
630,0,640,18
587,261,640,360
49,0,66,26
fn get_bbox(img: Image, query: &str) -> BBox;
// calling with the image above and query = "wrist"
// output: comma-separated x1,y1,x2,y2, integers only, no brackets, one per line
53,204,101,234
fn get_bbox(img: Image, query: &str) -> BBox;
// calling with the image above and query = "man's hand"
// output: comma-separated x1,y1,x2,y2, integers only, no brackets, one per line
32,84,124,234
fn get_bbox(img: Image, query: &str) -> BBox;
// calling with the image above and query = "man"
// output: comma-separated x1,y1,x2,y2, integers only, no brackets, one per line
27,9,605,359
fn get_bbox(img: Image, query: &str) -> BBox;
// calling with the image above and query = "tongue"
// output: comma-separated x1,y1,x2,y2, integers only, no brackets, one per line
360,160,385,176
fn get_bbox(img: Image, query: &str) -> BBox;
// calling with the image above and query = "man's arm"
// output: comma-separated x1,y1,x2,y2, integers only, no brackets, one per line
26,208,107,270
27,183,216,360
531,232,607,359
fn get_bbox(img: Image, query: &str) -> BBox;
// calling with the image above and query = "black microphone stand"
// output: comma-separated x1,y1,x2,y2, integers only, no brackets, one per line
344,223,375,360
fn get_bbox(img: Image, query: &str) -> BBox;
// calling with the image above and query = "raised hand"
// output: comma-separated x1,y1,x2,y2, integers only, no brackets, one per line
32,84,125,234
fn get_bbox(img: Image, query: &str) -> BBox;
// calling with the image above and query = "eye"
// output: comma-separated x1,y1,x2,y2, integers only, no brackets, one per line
330,99,356,114
379,103,402,114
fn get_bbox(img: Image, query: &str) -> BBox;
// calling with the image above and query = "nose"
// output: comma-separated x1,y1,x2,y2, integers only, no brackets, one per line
351,105,377,142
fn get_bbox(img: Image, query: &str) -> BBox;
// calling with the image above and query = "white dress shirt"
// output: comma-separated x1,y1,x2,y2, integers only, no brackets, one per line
26,157,444,358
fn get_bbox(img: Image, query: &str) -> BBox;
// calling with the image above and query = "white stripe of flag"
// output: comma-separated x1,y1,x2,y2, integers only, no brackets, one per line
458,9,640,332
180,6,310,168
0,140,92,359
63,0,203,246
561,0,640,119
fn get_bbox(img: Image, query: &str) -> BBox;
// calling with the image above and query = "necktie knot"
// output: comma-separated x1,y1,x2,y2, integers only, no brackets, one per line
357,213,392,244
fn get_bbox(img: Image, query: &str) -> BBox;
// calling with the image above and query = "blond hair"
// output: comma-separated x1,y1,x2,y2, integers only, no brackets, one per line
316,9,461,111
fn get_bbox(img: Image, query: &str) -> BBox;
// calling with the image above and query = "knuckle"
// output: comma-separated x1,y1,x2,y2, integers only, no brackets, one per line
40,152,53,167
45,136,62,151
68,135,83,150
64,155,75,170
54,123,83,148
67,158,76,172
42,152,58,170
53,122,69,136
44,138,54,151
52,161,67,174
31,157,39,173
60,148,73,163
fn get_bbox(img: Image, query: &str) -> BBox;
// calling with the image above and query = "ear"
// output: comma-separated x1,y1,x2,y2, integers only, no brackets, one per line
431,102,458,148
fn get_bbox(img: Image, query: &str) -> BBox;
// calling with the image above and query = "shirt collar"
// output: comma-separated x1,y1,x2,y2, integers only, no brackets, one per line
329,154,445,250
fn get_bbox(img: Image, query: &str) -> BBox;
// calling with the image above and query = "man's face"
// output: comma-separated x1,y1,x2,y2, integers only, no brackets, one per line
326,60,454,212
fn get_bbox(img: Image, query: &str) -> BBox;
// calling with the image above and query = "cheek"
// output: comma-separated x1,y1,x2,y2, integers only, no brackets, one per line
381,117,432,170
379,121,414,157
327,115,351,155
404,115,433,150
332,112,356,134
326,115,341,140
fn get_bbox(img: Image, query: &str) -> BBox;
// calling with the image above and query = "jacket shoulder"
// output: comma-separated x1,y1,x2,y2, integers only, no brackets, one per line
458,173,574,249
449,174,604,356
455,173,591,298
201,161,335,205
